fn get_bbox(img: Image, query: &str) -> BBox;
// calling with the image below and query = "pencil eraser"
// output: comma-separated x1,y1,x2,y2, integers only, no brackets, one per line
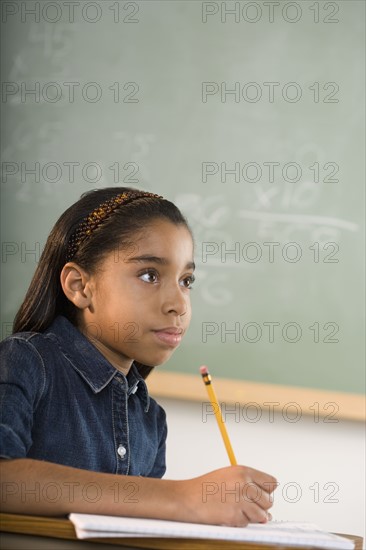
199,365,209,375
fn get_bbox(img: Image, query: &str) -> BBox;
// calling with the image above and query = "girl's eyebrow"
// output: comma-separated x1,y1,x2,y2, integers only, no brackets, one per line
126,255,195,271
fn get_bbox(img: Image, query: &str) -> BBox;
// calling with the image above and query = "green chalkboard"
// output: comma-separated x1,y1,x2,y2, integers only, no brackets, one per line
1,1,364,396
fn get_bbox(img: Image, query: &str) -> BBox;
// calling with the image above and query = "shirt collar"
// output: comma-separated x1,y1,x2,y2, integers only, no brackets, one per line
46,315,150,412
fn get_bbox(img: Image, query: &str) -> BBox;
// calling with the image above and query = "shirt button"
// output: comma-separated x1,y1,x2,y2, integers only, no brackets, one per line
117,445,127,459
131,382,139,394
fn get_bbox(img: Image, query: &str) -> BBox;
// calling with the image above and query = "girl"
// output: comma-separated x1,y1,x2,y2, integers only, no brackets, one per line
0,187,276,525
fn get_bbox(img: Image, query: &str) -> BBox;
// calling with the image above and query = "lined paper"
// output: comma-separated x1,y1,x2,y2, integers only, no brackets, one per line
69,515,354,549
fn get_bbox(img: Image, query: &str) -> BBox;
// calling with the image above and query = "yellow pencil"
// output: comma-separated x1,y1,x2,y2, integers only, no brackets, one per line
200,365,237,466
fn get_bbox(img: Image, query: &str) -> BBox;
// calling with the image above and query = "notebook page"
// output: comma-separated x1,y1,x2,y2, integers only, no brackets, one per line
69,515,355,549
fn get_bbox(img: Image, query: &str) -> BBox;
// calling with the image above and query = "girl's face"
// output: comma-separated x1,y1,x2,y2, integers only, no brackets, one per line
78,219,195,374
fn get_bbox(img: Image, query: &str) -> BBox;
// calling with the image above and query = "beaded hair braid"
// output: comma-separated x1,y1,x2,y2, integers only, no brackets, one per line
66,191,163,262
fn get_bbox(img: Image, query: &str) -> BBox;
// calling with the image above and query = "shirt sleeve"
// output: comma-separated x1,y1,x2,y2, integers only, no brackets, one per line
147,405,167,479
0,337,46,459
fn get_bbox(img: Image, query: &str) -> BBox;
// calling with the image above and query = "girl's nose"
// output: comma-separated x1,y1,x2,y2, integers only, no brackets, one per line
162,285,188,317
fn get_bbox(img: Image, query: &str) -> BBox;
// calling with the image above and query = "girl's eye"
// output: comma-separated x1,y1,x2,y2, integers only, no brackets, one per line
139,270,158,284
181,274,195,289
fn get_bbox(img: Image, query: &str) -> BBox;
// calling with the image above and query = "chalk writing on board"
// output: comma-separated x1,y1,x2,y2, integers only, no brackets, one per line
174,192,358,306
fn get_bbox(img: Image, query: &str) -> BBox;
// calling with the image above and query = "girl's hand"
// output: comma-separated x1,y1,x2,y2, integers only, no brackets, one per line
179,465,277,527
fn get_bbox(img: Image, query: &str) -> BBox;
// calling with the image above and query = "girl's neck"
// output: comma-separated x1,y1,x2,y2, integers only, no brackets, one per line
83,331,133,376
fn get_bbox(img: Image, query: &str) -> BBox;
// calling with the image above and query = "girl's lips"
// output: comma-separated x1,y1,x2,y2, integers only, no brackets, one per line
153,330,182,347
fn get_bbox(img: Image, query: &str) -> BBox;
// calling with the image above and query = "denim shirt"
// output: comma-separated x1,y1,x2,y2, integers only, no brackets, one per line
0,316,167,478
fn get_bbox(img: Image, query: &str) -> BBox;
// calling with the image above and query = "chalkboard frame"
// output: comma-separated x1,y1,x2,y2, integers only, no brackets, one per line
147,371,365,422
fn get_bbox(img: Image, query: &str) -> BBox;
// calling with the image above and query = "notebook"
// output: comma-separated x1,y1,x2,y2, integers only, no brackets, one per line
69,514,355,549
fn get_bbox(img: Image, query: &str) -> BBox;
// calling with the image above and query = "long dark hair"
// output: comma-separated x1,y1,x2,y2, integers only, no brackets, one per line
13,187,193,379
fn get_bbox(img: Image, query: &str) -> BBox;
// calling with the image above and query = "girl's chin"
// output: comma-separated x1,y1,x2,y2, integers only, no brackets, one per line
136,351,175,367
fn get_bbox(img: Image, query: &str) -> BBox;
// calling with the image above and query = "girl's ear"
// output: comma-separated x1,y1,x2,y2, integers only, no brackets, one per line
60,263,93,310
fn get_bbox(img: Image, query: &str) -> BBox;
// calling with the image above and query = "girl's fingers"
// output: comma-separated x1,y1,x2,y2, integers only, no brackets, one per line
244,481,275,511
250,471,278,493
241,502,270,524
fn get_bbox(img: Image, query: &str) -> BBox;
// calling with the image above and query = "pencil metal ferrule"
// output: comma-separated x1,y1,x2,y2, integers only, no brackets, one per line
201,373,212,385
